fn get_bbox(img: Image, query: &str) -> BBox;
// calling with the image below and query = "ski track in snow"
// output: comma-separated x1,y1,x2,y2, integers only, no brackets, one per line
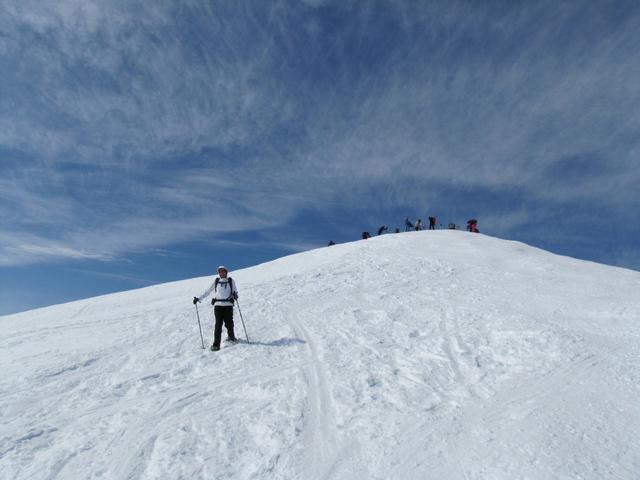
1,231,640,479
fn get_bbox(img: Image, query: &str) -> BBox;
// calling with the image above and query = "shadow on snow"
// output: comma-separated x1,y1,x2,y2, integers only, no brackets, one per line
240,337,306,347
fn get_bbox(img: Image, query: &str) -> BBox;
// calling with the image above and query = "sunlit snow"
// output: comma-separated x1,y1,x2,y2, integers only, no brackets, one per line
2,231,639,479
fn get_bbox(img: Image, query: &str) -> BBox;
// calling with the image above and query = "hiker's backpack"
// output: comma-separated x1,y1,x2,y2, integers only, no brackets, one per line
214,277,235,302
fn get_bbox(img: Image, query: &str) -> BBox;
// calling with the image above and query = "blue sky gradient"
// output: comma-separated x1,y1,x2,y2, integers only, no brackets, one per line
1,0,639,315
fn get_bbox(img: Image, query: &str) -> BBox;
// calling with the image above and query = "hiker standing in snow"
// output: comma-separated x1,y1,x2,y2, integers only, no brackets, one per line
415,219,423,231
193,266,238,351
377,225,388,236
428,216,437,230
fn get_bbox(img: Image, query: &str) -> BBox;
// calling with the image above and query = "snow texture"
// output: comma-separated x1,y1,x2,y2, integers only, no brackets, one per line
1,231,639,479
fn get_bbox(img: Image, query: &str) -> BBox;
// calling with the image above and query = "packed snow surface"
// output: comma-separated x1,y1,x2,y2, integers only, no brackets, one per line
2,231,640,479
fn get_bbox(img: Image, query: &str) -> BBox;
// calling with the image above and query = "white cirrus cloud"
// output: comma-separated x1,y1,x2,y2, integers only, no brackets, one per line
1,0,638,267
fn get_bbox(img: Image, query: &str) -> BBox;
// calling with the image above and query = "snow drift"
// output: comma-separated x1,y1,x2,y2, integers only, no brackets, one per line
1,231,639,479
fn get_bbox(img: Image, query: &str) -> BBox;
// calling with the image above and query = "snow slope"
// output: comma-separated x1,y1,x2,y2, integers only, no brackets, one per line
1,231,640,480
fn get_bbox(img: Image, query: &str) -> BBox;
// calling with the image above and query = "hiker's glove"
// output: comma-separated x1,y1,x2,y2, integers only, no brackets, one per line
211,298,217,305
232,292,238,300
193,297,200,305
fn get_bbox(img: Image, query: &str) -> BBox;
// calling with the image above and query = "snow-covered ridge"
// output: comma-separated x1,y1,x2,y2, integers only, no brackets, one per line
2,231,639,479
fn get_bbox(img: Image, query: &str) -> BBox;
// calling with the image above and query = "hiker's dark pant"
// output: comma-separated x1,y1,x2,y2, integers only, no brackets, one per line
213,305,235,347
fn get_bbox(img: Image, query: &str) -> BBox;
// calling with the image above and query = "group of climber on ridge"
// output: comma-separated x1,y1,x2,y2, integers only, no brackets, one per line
357,217,479,241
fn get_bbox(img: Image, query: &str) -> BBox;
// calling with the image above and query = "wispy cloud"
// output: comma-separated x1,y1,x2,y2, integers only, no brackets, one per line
17,244,112,261
0,232,114,266
66,267,151,285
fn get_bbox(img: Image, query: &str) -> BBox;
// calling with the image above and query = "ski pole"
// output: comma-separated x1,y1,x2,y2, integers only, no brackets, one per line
194,303,205,349
235,299,250,344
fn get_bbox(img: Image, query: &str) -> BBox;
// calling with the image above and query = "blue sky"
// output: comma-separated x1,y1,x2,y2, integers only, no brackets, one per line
1,0,639,315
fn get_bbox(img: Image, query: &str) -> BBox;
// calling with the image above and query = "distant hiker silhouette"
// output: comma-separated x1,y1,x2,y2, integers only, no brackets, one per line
377,225,388,236
415,219,423,231
404,218,414,232
428,217,437,230
362,231,371,240
394,227,400,233
466,219,479,233
328,240,336,246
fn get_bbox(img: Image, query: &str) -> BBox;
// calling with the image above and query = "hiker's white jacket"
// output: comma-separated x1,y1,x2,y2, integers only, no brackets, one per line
198,277,238,307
